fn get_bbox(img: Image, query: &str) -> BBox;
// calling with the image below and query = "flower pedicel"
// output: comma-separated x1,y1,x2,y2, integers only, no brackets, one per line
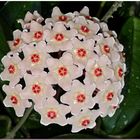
0,6,126,133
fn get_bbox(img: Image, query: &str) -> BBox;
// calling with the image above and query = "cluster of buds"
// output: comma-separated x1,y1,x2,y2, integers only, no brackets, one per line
0,6,126,132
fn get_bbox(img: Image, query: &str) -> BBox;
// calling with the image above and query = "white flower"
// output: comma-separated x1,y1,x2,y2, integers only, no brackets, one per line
61,80,96,115
84,54,114,85
18,41,50,74
69,16,100,38
3,84,32,117
46,52,83,91
35,97,70,126
69,37,96,69
44,22,77,52
8,30,23,51
68,109,99,133
94,37,120,62
0,53,22,86
18,11,44,29
21,72,56,108
92,81,123,117
21,21,45,43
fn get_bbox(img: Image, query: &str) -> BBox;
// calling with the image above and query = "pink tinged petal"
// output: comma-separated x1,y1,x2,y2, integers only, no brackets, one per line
96,80,111,91
61,41,73,51
113,81,122,93
0,70,9,81
51,6,62,18
91,23,100,35
14,105,26,117
21,32,33,43
7,41,14,50
98,55,111,66
24,11,34,22
9,77,20,87
53,22,66,33
46,44,60,52
1,56,10,67
105,37,115,47
86,58,96,72
13,29,21,39
85,39,95,50
71,104,82,115
80,6,89,16
100,22,109,32
46,58,59,70
60,52,73,66
58,78,72,91
30,21,43,32
3,96,12,107
59,104,71,114
103,67,114,79
110,51,120,62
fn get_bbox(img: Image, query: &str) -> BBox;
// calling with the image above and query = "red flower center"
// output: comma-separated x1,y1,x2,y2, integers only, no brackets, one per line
106,92,114,101
80,25,90,33
76,93,86,103
55,33,64,41
13,38,20,46
8,65,15,74
118,67,123,77
58,66,68,77
81,119,90,127
34,31,43,39
103,45,110,53
47,110,57,119
32,84,41,94
94,68,102,77
10,96,18,104
31,54,40,63
77,48,87,58
59,15,67,21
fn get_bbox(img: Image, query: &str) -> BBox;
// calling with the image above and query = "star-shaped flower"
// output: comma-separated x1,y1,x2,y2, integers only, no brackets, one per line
3,84,32,117
46,52,83,91
21,72,56,108
69,37,96,69
21,21,45,43
44,22,77,52
68,109,99,133
61,80,96,115
35,97,70,126
8,29,24,52
84,54,114,85
0,53,22,86
18,41,50,74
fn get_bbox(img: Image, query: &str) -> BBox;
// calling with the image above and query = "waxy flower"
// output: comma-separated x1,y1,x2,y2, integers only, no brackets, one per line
0,53,22,86
8,29,23,51
46,52,83,91
21,72,56,108
18,41,50,74
44,22,77,52
68,109,99,133
3,84,32,117
61,80,96,115
21,21,44,43
35,97,70,126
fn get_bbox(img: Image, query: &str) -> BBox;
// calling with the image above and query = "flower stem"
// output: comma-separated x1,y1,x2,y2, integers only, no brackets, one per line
101,2,123,22
5,104,34,139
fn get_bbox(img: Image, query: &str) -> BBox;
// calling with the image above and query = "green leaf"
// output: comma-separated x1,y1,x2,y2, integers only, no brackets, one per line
102,17,140,135
0,115,12,138
0,2,41,29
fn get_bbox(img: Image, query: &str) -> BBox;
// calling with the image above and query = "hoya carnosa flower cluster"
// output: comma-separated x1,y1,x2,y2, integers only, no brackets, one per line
0,6,126,133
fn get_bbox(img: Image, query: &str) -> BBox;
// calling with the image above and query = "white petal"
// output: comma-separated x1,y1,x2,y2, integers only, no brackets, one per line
80,6,89,16
30,21,43,32
52,6,62,18
13,29,21,39
21,32,33,43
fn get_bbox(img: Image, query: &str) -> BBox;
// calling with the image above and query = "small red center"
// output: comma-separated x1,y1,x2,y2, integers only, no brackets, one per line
13,38,20,46
47,110,57,119
34,31,43,39
106,92,114,101
81,119,90,127
94,68,102,77
59,15,67,21
113,105,117,109
58,66,68,77
77,48,87,58
32,84,41,94
80,25,90,33
103,45,110,53
31,54,40,63
8,65,15,74
55,33,64,41
118,68,123,77
76,93,86,103
10,96,18,104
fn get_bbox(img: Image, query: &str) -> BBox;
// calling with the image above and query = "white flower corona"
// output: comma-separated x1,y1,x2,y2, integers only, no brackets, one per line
0,6,126,132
